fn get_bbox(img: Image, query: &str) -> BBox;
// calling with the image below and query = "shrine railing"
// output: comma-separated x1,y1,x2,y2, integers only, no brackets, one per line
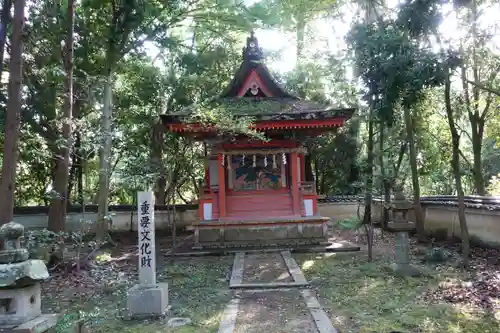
299,181,316,195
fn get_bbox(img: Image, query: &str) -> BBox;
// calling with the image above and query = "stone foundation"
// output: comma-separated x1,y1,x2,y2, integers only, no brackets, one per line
190,217,329,248
127,283,169,318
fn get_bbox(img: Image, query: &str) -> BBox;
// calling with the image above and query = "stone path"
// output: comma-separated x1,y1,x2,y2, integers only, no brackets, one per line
230,251,309,288
221,251,338,333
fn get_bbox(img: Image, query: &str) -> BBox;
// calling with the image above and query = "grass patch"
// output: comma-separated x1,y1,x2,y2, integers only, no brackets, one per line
295,252,499,333
43,256,234,333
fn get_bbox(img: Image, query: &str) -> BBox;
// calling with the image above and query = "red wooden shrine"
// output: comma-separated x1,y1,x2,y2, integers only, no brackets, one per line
161,32,355,248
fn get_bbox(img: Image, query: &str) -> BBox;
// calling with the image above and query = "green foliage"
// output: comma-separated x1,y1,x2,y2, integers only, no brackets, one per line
4,0,500,208
347,14,450,126
487,174,500,195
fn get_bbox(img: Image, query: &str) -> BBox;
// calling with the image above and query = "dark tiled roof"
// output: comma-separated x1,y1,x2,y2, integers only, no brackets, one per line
317,195,500,211
168,97,355,119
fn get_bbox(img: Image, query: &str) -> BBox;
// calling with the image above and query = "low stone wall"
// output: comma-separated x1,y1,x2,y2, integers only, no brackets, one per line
318,202,361,222
12,196,500,247
13,205,198,232
371,198,500,247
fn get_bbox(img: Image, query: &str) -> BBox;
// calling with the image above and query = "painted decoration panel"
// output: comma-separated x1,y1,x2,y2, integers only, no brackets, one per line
232,155,283,191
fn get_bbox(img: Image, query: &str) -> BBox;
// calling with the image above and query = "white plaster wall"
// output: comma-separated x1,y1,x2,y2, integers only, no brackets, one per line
12,202,500,247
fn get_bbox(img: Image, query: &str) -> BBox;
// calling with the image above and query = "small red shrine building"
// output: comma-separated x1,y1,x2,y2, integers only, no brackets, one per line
161,32,355,248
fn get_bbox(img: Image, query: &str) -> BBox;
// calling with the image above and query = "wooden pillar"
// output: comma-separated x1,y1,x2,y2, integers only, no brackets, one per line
299,154,305,183
204,162,209,188
290,151,300,215
204,142,209,187
217,153,226,218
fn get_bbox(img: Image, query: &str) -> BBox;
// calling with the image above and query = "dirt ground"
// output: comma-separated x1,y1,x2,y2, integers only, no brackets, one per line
39,227,500,333
41,232,232,333
233,290,316,333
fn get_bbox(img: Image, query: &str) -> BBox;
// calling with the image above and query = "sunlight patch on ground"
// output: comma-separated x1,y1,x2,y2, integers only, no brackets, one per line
359,279,383,296
301,260,315,270
95,252,112,262
420,317,439,333
201,311,223,327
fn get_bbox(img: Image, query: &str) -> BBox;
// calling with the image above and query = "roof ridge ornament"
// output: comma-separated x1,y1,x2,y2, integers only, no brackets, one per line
242,30,263,62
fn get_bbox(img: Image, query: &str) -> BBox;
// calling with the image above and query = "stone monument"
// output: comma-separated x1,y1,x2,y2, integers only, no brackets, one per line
127,191,169,318
387,188,422,277
0,222,58,333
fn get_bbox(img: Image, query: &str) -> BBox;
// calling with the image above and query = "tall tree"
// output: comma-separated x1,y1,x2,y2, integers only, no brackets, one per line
0,0,25,224
458,0,500,195
444,64,470,266
47,0,75,232
0,0,12,88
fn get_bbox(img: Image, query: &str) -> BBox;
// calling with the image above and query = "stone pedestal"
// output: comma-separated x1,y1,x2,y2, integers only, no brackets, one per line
127,191,169,318
127,283,169,318
389,231,422,277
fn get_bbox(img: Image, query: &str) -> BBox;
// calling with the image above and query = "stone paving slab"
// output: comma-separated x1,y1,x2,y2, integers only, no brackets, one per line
218,298,240,333
229,252,245,286
233,290,317,333
242,252,293,284
281,250,308,284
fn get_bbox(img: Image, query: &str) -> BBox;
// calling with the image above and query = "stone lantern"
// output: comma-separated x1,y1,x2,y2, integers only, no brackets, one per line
0,222,58,332
387,189,421,276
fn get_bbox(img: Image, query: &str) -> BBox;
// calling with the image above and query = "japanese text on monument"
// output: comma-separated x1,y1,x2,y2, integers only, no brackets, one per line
139,200,152,268
137,191,156,286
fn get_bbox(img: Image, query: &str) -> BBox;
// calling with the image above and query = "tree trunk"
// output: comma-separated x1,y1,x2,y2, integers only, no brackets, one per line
0,0,12,79
402,105,425,241
47,0,74,232
66,147,78,204
0,0,24,224
295,11,306,99
70,131,84,205
96,73,113,240
363,101,375,261
304,154,313,182
469,0,485,196
378,121,389,229
444,73,470,267
470,117,485,195
151,122,166,204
